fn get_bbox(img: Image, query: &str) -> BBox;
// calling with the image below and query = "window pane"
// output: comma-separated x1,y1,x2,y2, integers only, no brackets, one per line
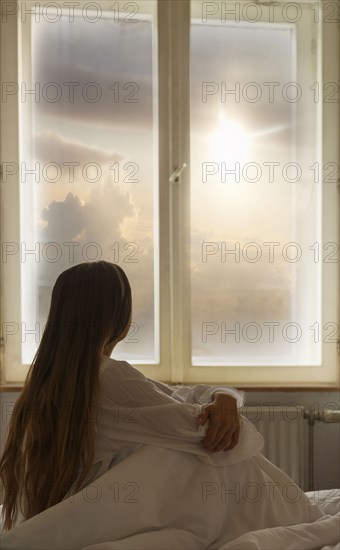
21,2,158,364
190,2,321,366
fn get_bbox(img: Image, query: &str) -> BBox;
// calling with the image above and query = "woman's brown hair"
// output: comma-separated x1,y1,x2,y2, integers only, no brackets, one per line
0,261,132,531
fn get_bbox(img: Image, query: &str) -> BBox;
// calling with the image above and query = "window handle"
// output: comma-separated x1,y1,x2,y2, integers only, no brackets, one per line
169,163,187,184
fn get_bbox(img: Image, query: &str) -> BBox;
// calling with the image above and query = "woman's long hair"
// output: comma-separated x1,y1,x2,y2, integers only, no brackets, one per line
0,261,132,531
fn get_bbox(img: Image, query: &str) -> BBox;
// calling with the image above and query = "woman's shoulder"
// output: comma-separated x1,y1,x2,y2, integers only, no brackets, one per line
99,355,141,379
98,356,149,403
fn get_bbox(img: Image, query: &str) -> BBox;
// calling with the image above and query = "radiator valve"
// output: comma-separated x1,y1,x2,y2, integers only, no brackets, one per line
304,408,340,424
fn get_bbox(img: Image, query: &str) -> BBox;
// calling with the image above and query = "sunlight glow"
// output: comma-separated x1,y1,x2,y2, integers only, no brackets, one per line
211,113,251,164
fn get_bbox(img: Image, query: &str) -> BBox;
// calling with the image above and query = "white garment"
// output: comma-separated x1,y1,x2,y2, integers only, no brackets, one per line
78,355,251,489
11,355,249,527
1,356,327,549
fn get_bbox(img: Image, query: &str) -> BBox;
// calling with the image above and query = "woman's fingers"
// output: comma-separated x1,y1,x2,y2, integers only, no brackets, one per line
217,430,234,452
201,421,220,448
202,422,232,451
197,405,210,426
224,425,240,452
199,395,241,453
208,428,234,452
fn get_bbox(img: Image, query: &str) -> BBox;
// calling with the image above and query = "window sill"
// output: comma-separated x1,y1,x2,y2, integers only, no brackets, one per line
1,385,339,393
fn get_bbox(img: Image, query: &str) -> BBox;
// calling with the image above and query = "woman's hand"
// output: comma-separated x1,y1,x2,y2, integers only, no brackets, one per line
197,392,240,453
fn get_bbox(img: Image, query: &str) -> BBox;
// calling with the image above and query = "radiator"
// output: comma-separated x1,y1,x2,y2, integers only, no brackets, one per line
243,405,305,488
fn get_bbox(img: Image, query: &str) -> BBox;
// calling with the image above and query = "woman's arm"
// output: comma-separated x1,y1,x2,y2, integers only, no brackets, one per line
145,377,245,408
145,378,244,453
98,359,263,466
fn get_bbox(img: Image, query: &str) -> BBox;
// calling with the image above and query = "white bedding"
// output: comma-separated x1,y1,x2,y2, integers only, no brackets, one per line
0,443,339,549
1,360,339,550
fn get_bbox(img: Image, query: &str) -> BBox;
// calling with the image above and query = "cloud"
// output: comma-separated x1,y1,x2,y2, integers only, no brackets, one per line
37,176,156,346
190,228,293,326
35,132,150,311
39,180,134,249
33,17,154,128
34,132,125,167
40,192,85,243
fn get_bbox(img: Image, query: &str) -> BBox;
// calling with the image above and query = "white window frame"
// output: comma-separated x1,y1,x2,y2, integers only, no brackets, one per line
0,0,339,387
185,0,340,387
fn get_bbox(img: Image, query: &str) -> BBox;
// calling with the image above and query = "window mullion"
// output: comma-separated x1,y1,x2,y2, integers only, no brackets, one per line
159,0,191,383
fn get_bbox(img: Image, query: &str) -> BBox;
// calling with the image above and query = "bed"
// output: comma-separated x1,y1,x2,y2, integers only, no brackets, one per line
0,489,339,549
0,444,339,550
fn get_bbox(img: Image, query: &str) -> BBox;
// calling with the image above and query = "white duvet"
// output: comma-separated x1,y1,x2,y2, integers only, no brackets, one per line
1,358,339,549
1,439,339,549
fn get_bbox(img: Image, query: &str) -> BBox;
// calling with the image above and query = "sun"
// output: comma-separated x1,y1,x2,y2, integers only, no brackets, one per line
211,113,251,164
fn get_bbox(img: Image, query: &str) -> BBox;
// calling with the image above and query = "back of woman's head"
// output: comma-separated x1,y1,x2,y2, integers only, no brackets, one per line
45,260,132,358
0,261,132,531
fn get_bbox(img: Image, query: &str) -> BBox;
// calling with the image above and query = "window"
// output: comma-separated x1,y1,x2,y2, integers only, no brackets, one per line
1,0,339,387
23,2,159,366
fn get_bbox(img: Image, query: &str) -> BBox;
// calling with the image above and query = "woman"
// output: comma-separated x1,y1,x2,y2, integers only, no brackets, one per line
0,261,325,548
0,261,244,530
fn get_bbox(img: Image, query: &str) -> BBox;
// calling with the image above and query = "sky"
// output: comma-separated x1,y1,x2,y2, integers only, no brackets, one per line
24,6,321,365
